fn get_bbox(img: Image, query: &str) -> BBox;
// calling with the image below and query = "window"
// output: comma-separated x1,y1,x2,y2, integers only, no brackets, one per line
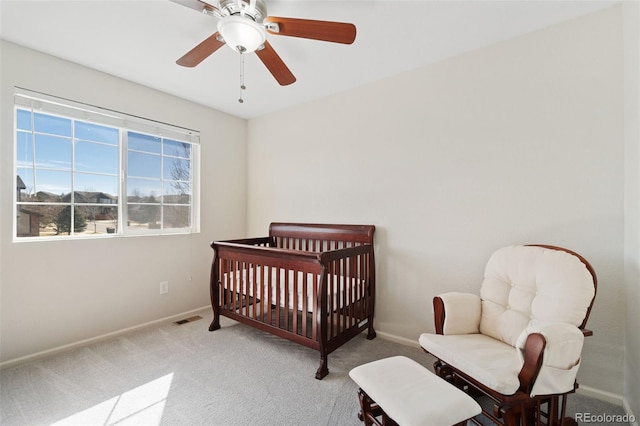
14,89,200,240
126,132,193,233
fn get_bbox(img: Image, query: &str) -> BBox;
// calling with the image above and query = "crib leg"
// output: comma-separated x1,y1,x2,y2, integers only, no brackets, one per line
209,257,221,332
316,355,329,380
209,319,220,331
209,306,220,331
366,319,376,340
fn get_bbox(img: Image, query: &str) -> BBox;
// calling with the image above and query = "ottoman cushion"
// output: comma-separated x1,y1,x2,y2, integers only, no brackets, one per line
349,356,481,426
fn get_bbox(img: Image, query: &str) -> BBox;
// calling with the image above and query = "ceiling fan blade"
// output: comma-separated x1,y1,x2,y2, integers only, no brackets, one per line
169,0,219,15
255,41,296,86
176,32,225,67
264,16,356,44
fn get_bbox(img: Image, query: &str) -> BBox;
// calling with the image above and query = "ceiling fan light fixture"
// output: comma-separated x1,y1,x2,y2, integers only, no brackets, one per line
217,16,266,53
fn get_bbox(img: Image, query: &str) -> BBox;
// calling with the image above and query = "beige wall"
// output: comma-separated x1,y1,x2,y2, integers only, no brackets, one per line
0,41,247,363
247,6,626,398
623,1,640,420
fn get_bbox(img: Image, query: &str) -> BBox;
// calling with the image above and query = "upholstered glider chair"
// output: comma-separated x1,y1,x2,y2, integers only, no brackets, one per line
419,245,597,426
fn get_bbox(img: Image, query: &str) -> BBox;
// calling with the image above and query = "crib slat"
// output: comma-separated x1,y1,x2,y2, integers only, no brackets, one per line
220,259,227,310
245,263,249,317
275,267,281,328
340,258,345,334
231,260,237,312
257,264,263,321
348,256,360,327
358,255,363,320
229,259,235,311
337,259,341,337
267,265,273,325
251,263,257,320
238,262,243,316
312,273,318,341
330,259,336,338
293,270,298,335
302,272,308,338
282,267,287,329
284,267,290,331
241,262,247,316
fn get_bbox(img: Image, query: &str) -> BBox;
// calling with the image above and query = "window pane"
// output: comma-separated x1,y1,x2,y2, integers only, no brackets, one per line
34,113,71,137
50,206,87,235
163,182,191,204
16,204,42,237
34,170,71,200
17,109,32,130
17,168,35,199
127,178,161,201
164,139,190,158
75,122,118,145
76,205,118,235
16,131,33,167
75,141,118,174
35,134,71,170
127,204,161,230
163,205,191,229
128,151,160,178
163,157,190,181
15,204,66,238
129,132,161,154
74,174,119,201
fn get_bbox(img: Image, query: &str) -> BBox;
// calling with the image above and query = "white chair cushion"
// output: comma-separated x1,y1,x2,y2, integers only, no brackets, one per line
419,333,522,395
479,245,595,347
516,323,584,396
349,356,481,426
439,292,481,335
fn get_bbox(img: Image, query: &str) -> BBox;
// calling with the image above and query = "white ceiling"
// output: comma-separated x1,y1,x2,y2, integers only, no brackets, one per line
0,0,617,119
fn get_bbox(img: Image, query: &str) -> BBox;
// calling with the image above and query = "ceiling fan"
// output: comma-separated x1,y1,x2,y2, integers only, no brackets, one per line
171,0,356,86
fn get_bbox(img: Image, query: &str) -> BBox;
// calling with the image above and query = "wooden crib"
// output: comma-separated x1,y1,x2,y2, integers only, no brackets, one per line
209,222,376,379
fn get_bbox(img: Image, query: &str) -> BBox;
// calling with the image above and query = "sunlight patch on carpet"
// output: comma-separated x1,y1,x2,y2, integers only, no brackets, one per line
50,373,174,426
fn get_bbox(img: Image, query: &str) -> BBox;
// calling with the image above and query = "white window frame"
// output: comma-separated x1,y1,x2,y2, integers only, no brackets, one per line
13,88,201,241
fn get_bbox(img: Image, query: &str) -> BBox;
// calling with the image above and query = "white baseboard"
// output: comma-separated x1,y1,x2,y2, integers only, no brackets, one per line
623,398,639,426
0,306,211,370
577,384,624,406
376,330,421,348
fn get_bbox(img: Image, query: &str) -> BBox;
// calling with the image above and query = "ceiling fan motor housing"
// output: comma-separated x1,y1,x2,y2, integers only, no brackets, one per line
218,0,267,22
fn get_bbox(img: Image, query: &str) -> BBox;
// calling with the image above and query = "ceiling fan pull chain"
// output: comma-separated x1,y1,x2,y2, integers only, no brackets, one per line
238,53,246,103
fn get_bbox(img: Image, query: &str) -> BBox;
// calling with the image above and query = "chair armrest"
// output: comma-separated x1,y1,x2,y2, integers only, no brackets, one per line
516,323,585,396
516,332,546,394
433,292,481,335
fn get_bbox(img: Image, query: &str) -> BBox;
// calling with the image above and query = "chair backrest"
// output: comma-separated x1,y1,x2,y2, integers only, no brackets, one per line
479,245,597,347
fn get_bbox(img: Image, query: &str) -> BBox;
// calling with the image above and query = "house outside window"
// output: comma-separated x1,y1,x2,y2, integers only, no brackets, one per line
13,89,200,240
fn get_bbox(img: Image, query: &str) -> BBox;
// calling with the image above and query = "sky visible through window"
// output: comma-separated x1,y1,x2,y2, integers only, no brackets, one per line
17,109,192,199
16,109,120,197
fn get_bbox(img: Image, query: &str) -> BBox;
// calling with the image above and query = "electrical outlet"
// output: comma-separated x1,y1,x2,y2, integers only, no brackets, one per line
159,281,169,295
